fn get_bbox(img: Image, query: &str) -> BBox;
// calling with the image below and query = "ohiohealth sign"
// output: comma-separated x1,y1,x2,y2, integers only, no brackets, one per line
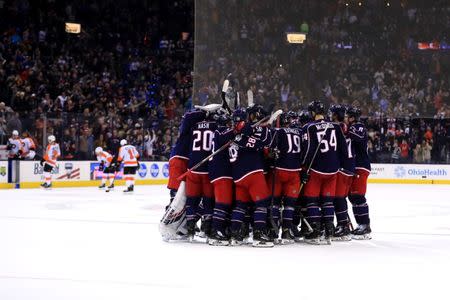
370,164,450,180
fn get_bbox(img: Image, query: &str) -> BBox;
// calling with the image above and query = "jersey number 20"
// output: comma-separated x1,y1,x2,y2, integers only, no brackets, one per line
192,130,214,151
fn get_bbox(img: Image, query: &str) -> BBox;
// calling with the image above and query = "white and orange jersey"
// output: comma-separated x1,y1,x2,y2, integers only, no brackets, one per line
44,143,61,167
7,137,23,157
117,145,139,167
21,137,36,156
97,150,113,167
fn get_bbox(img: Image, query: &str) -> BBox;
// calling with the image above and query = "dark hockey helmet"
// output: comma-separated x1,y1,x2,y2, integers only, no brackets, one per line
329,104,346,122
232,108,247,124
247,104,267,121
281,111,299,127
307,100,325,115
346,106,361,120
298,110,312,125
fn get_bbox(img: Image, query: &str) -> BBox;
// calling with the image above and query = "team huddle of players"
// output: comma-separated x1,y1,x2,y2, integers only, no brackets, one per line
7,131,140,192
166,100,372,247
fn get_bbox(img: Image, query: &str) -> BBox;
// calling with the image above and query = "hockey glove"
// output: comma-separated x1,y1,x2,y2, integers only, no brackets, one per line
98,162,105,171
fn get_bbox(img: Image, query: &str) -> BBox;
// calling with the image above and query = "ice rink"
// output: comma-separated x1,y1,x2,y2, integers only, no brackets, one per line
1,184,449,300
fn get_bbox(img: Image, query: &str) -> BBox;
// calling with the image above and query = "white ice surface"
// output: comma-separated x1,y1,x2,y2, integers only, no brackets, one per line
0,184,450,300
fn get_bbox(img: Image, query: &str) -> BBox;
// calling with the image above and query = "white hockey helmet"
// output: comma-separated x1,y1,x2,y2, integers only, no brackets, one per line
12,130,19,137
48,135,56,143
120,139,127,146
95,147,103,155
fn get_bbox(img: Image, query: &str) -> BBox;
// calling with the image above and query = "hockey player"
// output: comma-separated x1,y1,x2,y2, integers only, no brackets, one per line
95,147,115,189
229,107,274,247
117,139,139,193
292,110,313,241
208,112,234,246
329,104,355,241
269,111,302,244
167,110,205,206
20,132,37,160
40,135,61,188
185,109,218,241
346,106,372,239
6,130,23,159
301,101,349,244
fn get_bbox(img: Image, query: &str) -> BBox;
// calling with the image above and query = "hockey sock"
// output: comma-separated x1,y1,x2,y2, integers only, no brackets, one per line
253,198,269,231
101,175,107,185
349,194,370,225
321,196,335,224
271,197,281,226
186,196,201,222
231,201,248,233
125,175,134,188
282,197,296,229
334,196,349,226
201,197,214,220
43,171,52,185
304,196,320,224
108,175,114,186
212,203,230,232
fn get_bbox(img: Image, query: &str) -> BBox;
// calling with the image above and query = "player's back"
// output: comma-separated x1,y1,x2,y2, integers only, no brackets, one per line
275,127,302,171
230,125,271,181
119,145,139,166
302,120,347,174
170,110,206,160
348,122,371,171
188,119,217,173
21,137,36,152
98,151,113,165
44,143,61,165
209,126,234,182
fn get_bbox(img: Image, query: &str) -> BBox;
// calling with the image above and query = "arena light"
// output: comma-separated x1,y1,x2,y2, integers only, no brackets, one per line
65,22,81,34
286,33,306,44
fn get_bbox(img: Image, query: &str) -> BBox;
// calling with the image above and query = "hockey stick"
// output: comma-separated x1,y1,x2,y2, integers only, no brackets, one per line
268,115,281,235
176,109,283,181
221,75,234,114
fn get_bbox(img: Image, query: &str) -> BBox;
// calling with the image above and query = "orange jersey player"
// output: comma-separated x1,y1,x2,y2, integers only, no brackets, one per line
40,135,61,188
117,139,140,193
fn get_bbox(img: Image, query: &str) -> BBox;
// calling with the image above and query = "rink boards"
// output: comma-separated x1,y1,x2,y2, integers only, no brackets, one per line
0,161,449,189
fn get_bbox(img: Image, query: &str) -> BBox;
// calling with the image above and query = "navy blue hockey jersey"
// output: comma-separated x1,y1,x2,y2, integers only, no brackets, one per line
208,126,234,182
273,127,302,171
170,110,206,160
348,122,371,171
229,126,271,182
301,120,348,174
188,119,217,174
339,122,356,173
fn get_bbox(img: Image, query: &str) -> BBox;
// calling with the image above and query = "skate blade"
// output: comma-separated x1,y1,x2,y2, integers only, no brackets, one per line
280,239,295,245
304,239,321,245
252,241,275,248
208,239,230,246
230,239,244,246
331,235,352,242
352,233,372,240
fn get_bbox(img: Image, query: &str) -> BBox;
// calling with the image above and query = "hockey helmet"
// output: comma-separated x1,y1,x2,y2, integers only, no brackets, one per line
308,100,325,115
329,104,346,122
95,147,103,155
48,135,56,143
120,139,128,146
346,106,361,120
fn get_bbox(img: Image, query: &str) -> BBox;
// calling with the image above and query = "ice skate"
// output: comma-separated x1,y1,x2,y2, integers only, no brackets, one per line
352,224,372,240
252,229,274,248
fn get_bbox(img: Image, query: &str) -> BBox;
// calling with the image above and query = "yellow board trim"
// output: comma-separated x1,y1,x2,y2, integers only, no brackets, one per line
0,183,15,189
368,178,450,185
19,179,169,189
